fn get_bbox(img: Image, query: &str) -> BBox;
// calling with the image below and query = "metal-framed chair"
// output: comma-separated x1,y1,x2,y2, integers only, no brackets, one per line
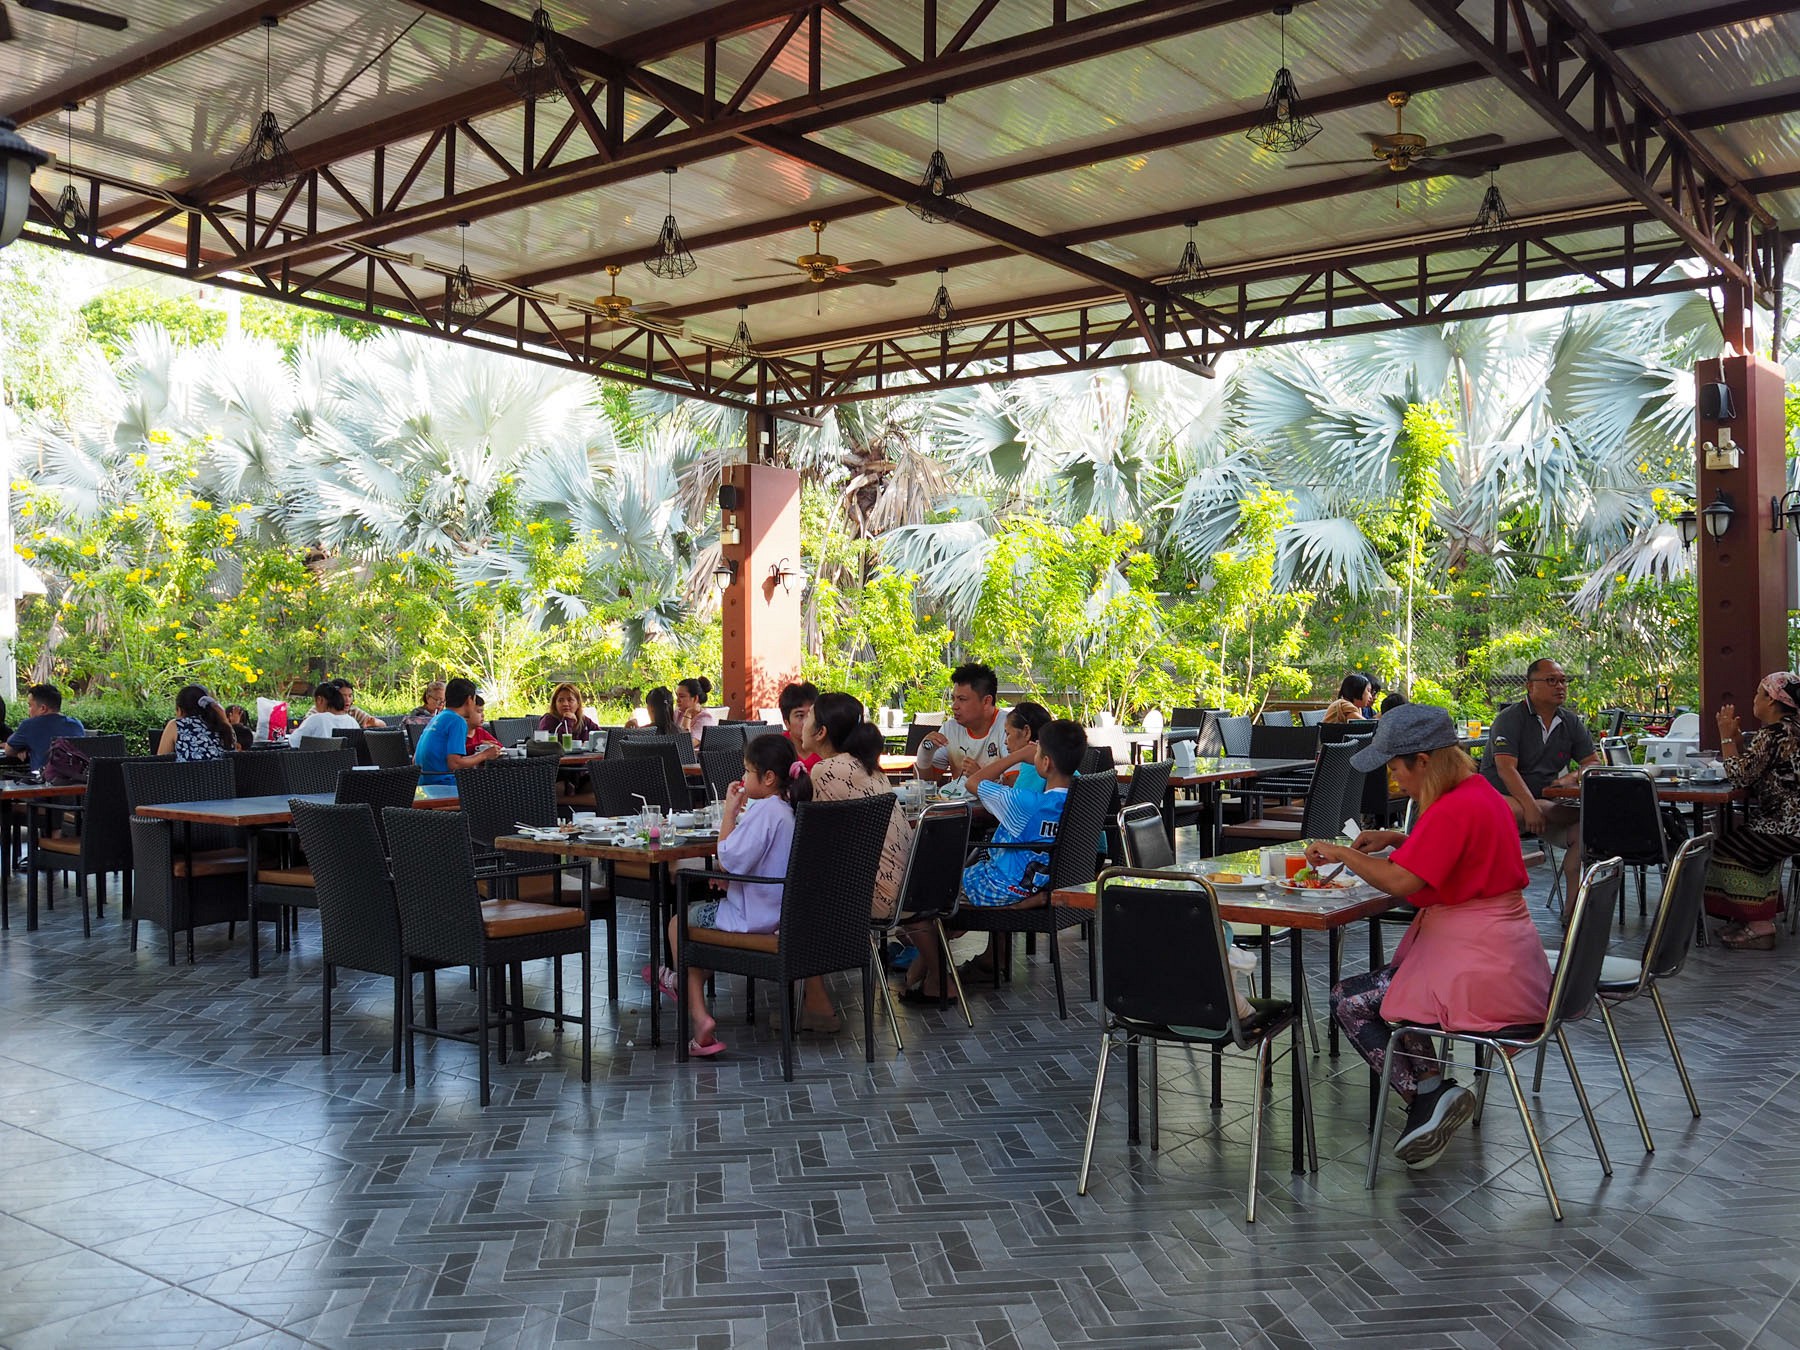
1077,867,1316,1223
384,807,592,1107
1366,857,1626,1221
1533,833,1715,1152
1579,767,1668,923
954,770,1118,1019
872,802,974,1045
1118,802,1174,869
675,795,893,1079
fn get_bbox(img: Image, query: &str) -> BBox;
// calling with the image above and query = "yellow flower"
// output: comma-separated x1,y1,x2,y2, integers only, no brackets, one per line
1616,574,1627,585
16,548,33,561
1637,461,1650,474
192,500,212,513
1535,569,1545,578
1650,487,1666,504
79,543,97,556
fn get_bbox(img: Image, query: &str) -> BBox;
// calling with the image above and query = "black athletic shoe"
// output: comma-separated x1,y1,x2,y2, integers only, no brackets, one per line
1393,1081,1475,1168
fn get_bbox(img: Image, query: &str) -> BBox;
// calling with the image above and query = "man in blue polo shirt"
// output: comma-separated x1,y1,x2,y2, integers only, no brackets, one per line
414,677,501,785
5,684,85,772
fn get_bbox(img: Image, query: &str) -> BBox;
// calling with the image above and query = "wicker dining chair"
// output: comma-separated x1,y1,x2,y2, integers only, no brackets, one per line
121,758,247,964
384,806,592,1106
364,729,412,769
25,754,135,937
231,750,290,798
674,794,893,1080
283,746,357,795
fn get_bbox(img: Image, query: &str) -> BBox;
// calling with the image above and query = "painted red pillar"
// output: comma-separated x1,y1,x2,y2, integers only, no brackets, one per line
1695,352,1791,747
719,411,802,720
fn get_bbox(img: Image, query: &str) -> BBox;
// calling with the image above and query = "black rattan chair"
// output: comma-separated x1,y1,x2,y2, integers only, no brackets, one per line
232,749,289,798
329,727,371,765
26,754,135,937
364,729,411,769
617,729,697,767
698,724,748,759
590,757,674,815
873,802,974,1044
1222,740,1355,845
492,716,536,746
954,770,1118,1019
284,746,357,795
298,735,342,753
674,794,892,1080
619,738,693,808
1080,745,1116,775
65,733,127,759
1077,867,1315,1222
384,806,592,1106
122,758,246,964
696,748,742,804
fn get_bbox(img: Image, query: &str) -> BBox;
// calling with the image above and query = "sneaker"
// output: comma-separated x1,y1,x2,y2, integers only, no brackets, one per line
1393,1081,1475,1167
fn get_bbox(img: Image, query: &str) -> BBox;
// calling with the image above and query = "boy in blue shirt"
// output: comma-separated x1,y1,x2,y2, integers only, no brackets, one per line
898,719,1087,1002
413,676,501,785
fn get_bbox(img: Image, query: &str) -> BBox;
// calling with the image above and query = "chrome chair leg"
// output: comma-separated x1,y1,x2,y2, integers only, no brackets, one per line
1556,1027,1612,1176
870,935,904,1053
1497,1044,1562,1220
1076,1032,1113,1195
1598,1000,1653,1154
1364,1042,1399,1189
1294,1019,1318,1172
936,919,973,1027
1472,1045,1489,1126
1247,1035,1271,1223
1531,1042,1547,1094
1650,984,1701,1118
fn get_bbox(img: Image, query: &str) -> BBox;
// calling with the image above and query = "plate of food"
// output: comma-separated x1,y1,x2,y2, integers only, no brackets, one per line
1272,867,1360,894
1202,870,1269,892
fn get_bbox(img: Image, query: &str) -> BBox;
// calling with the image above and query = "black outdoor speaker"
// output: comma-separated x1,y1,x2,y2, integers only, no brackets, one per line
718,484,743,511
1699,382,1737,422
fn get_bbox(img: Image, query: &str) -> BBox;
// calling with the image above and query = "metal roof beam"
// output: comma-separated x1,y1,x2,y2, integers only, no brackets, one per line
5,0,324,127
1406,0,1763,286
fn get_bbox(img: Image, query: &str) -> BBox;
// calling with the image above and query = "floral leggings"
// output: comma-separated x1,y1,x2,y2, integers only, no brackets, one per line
1330,964,1440,1103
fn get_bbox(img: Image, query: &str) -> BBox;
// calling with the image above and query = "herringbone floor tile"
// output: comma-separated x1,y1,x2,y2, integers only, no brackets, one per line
3,852,1797,1348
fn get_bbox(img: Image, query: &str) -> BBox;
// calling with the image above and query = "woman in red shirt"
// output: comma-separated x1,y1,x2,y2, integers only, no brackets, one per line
1304,704,1551,1172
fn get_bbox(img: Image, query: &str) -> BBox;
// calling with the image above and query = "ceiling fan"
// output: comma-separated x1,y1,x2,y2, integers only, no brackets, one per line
589,264,682,335
0,0,130,41
1291,90,1502,178
732,219,895,287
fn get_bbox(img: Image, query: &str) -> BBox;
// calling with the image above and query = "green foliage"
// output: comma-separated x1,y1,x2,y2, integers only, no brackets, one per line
809,570,951,710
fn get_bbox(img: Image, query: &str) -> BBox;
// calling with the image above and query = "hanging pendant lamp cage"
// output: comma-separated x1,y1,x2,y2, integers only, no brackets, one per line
646,166,698,280
1245,5,1321,153
919,267,961,338
54,102,85,235
726,304,755,360
232,16,299,188
1171,220,1212,294
449,220,484,318
907,95,968,223
506,7,564,103
1468,171,1516,246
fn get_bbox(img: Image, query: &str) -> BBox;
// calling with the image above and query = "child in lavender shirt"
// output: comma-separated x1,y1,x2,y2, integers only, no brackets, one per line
660,734,801,1056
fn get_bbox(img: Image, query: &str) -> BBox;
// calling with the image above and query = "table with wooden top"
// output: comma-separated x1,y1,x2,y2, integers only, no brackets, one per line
1054,849,1402,1174
2,778,90,931
138,785,460,975
1542,775,1744,841
497,831,720,1047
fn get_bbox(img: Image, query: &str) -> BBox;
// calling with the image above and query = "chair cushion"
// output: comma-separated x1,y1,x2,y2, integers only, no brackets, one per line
687,926,780,953
256,865,316,887
1544,948,1643,987
170,849,249,878
1521,848,1547,867
37,836,81,856
479,900,586,938
1220,820,1302,841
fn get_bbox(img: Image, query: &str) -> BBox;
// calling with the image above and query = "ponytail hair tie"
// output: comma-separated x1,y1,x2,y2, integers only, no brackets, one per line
789,761,807,780
198,695,215,709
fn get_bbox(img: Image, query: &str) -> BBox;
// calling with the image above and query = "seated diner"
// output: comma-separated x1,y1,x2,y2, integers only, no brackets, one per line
1703,671,1800,950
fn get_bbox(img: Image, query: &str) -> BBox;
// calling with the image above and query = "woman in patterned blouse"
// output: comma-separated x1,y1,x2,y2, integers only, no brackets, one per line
1706,671,1800,949
801,692,913,922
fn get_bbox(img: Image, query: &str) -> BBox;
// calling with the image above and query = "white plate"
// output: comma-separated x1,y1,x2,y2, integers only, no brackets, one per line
1203,876,1270,892
1271,878,1361,896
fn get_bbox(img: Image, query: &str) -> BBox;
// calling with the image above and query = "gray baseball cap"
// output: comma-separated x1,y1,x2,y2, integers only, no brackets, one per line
1348,703,1459,772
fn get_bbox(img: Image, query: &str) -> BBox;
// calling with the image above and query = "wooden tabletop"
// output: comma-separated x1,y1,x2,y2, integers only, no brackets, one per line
0,779,89,799
496,832,719,864
1052,848,1402,930
138,784,460,826
1542,779,1743,805
1119,756,1316,787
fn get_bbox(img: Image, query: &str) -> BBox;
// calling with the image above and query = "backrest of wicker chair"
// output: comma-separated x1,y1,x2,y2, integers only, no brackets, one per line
283,747,356,795
232,750,290,798
383,807,486,967
698,724,748,759
79,755,137,875
363,729,411,768
329,727,371,765
121,757,239,853
1298,741,1357,839
294,800,402,975
455,756,559,847
589,757,672,815
777,795,894,977
298,735,341,753
67,734,127,759
619,740,689,808
1045,769,1118,894
621,730,697,767
492,716,536,747
1123,760,1172,809
696,749,742,803
333,765,423,849
1079,745,1116,775
892,803,972,924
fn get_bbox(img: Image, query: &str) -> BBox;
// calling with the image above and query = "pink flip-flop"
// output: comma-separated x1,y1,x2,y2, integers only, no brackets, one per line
640,964,679,1002
687,1037,726,1058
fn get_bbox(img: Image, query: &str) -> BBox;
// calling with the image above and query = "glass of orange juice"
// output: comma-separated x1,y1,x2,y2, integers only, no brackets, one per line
1285,851,1308,880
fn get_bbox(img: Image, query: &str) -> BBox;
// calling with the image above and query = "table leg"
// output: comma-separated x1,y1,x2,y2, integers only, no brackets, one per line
648,861,666,1048
1289,927,1303,1175
246,828,261,978
2,797,13,929
1205,783,1223,856
1161,784,1177,849
1368,919,1381,1131
24,801,39,931
1326,928,1341,1058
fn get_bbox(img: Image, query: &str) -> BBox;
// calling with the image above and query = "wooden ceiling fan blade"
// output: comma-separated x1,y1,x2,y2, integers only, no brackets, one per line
0,6,14,40
834,259,885,272
1428,133,1504,156
838,274,897,288
630,300,670,313
1414,156,1492,179
19,0,128,30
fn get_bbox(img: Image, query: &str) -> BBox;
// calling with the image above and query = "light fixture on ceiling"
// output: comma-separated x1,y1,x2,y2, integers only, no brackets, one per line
1171,219,1211,294
0,118,50,251
232,15,298,188
726,303,755,360
1245,4,1321,153
448,220,483,318
505,6,564,103
54,101,84,235
645,165,697,280
1701,490,1735,542
1468,167,1515,246
907,94,968,223
919,266,961,338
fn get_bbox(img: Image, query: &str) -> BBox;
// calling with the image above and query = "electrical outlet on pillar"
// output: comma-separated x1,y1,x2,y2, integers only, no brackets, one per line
1703,426,1741,472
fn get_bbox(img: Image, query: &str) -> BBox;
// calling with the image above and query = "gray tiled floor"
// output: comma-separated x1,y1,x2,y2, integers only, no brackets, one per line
2,853,1796,1349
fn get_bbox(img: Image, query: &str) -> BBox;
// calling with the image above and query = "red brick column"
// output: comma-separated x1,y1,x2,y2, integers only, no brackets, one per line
719,422,802,720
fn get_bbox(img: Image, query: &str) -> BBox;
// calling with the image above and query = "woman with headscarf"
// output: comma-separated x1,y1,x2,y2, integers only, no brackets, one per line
1704,670,1800,949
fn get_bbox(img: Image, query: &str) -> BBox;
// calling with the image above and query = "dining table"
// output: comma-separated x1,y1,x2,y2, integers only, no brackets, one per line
495,829,720,1048
2,778,89,931
1542,774,1744,839
1054,848,1400,1174
137,785,460,975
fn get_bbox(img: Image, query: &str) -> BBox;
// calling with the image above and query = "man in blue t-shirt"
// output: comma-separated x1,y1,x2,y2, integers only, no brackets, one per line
5,684,86,772
414,677,501,785
897,719,1088,1002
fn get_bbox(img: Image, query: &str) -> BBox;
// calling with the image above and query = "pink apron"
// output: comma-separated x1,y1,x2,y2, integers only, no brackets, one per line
1381,890,1552,1032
